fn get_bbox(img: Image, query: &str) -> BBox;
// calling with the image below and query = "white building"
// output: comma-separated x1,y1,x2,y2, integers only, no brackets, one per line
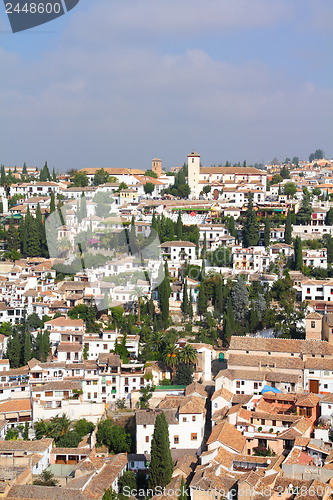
136,396,206,455
160,241,196,261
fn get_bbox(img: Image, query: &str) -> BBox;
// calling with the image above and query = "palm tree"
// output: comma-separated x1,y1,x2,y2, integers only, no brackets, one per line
151,331,164,353
162,344,180,377
56,237,72,257
132,286,144,322
180,344,197,365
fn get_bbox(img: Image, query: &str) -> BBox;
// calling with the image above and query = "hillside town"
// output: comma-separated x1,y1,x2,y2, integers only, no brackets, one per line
1,152,333,499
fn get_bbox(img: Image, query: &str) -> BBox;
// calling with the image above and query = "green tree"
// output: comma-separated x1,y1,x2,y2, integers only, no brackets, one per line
144,182,155,196
294,236,303,270
50,191,56,214
243,193,259,247
264,215,270,247
6,218,19,252
148,412,173,489
181,279,188,317
202,185,211,196
178,477,187,500
197,282,207,318
176,211,183,240
227,216,237,238
139,384,155,409
326,208,333,226
285,210,292,245
180,344,197,365
174,364,194,385
23,330,32,365
312,187,321,197
283,182,297,199
93,168,110,186
23,421,29,440
6,330,21,367
280,166,290,179
80,193,87,220
296,192,313,225
33,470,58,487
201,233,207,259
73,171,89,187
309,149,324,162
96,419,131,453
231,276,249,324
292,157,299,167
27,218,41,256
74,418,94,438
145,170,158,178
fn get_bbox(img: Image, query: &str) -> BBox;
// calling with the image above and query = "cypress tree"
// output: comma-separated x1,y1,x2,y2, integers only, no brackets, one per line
223,311,233,340
0,201,3,214
7,330,21,368
176,211,182,240
178,477,187,500
201,258,205,280
197,282,207,318
326,208,333,226
294,236,303,270
81,193,87,219
226,297,235,330
23,330,32,365
22,162,27,175
151,210,158,233
7,218,19,252
159,262,170,324
188,296,193,319
76,198,81,223
50,192,56,214
285,210,292,244
228,216,237,238
23,421,29,440
181,279,188,317
201,233,207,259
52,168,57,182
27,218,41,257
20,218,28,255
148,412,173,489
264,215,270,247
215,274,224,315
243,193,259,247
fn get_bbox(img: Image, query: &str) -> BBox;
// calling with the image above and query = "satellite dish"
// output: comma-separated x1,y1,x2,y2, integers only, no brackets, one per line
267,459,271,464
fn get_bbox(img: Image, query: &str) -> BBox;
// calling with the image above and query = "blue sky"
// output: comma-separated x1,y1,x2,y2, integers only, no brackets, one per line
0,0,332,172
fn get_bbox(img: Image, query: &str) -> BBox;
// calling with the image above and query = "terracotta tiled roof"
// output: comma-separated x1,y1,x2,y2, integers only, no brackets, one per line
228,353,304,370
0,399,31,413
228,335,333,355
136,408,179,425
206,420,245,453
211,387,233,402
0,438,52,453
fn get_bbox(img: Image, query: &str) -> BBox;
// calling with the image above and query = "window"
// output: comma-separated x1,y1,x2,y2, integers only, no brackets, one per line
192,416,196,422
145,436,149,442
103,344,107,350
174,436,179,444
183,417,187,422
87,393,91,399
311,321,316,328
254,383,258,390
191,433,197,440
94,392,97,399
